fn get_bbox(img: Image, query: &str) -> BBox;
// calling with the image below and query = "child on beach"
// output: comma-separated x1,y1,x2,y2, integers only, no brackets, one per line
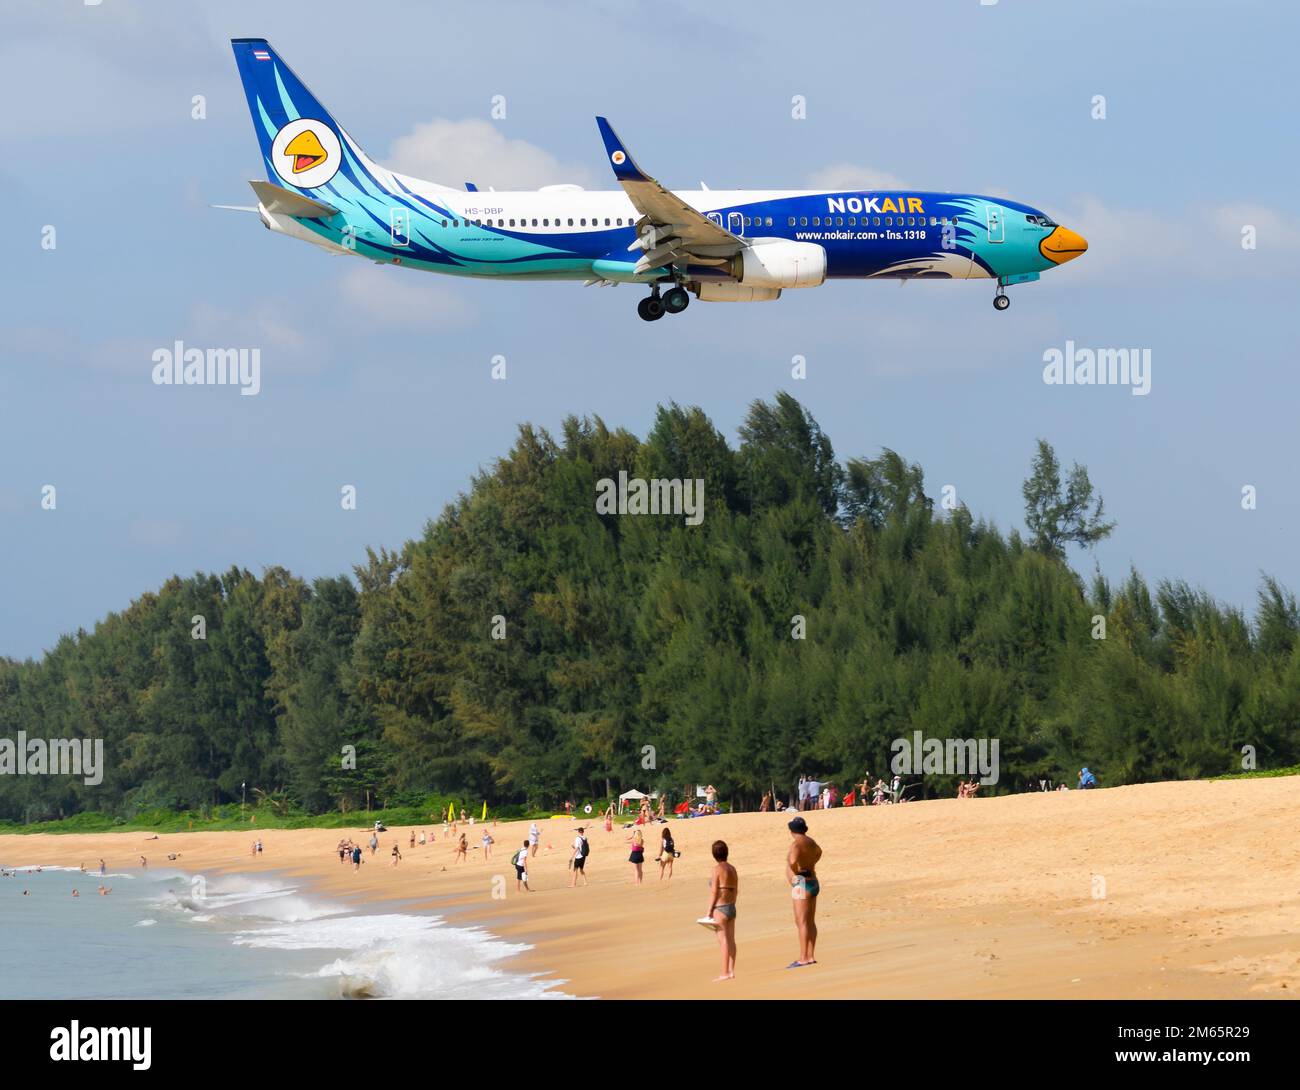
481,831,494,860
391,843,402,866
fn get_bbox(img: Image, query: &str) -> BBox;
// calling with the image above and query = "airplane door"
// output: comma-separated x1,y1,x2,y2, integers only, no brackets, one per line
985,205,1004,243
727,211,745,236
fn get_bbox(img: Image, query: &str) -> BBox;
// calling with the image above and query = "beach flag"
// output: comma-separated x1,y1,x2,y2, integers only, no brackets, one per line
447,802,454,822
481,801,487,821
843,790,856,806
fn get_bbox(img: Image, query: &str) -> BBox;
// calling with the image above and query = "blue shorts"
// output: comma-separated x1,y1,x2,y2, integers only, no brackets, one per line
793,874,820,899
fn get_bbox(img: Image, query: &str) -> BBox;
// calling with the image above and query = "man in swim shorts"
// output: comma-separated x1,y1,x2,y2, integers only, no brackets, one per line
513,840,533,892
570,827,589,887
785,816,822,968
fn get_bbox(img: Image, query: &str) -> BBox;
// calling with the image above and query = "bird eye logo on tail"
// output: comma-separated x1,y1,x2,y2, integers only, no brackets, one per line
270,119,341,189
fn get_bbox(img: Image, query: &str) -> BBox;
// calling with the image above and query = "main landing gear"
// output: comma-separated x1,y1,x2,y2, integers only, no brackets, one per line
993,286,1011,311
637,285,690,321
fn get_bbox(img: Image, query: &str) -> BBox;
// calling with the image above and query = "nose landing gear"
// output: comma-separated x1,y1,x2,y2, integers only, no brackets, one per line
993,286,1010,311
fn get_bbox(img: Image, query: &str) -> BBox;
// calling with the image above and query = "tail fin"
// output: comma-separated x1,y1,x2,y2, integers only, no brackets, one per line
230,38,388,196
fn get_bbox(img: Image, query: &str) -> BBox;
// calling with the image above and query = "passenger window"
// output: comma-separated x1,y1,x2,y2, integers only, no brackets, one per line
800,217,808,226
788,217,795,226
873,216,880,226
567,218,574,226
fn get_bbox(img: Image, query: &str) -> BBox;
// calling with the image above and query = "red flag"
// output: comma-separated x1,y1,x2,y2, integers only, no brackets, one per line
843,791,855,806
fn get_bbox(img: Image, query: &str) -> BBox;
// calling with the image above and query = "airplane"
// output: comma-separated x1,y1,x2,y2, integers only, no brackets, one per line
228,38,1087,321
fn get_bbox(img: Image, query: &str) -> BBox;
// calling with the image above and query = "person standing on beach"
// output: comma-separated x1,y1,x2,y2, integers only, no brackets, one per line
570,827,589,887
453,833,468,864
706,840,738,981
512,840,533,892
351,844,363,871
657,827,677,880
785,816,822,968
391,843,402,866
481,829,494,860
528,822,541,858
628,827,646,885
369,833,378,856
99,859,106,877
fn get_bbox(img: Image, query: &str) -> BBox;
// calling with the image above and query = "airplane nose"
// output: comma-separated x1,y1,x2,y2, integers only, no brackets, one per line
1040,225,1088,264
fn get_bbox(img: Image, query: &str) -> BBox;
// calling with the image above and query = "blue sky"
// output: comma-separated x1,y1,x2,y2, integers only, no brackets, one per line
2,0,1298,659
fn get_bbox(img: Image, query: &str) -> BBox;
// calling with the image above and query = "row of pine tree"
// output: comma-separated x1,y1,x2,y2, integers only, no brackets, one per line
2,394,1297,823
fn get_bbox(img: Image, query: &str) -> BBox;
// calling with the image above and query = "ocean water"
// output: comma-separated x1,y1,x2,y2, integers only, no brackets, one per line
0,863,571,1000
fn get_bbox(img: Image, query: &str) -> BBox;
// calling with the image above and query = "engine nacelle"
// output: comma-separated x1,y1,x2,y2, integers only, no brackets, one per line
693,282,782,303
729,240,827,289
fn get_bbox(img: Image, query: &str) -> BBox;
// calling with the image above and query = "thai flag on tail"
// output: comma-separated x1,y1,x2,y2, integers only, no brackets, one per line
252,49,271,60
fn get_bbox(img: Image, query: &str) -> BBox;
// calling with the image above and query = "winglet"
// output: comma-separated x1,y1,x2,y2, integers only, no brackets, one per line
595,117,650,182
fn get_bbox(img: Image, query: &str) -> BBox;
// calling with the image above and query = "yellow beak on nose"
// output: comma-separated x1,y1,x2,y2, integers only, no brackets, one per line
1040,226,1088,265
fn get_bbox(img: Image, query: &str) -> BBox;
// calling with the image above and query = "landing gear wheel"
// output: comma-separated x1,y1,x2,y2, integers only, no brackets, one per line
638,296,666,322
663,287,690,314
993,292,1010,311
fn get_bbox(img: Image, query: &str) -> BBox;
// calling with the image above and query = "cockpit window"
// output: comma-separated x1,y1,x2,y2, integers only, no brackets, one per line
1026,213,1058,228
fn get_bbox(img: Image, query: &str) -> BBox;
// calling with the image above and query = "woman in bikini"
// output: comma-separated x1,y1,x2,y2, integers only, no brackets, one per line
706,840,738,981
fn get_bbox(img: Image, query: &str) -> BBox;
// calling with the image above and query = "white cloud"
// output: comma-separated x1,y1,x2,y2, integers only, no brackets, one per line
387,119,593,190
338,263,477,330
1062,195,1300,282
806,164,907,191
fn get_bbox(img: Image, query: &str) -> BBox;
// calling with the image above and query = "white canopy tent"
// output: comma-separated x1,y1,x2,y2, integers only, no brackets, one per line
618,789,650,812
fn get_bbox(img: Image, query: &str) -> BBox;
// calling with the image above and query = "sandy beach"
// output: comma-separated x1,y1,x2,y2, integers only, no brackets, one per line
3,776,1298,999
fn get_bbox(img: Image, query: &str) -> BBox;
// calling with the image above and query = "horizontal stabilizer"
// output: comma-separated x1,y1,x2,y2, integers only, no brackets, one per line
248,179,339,219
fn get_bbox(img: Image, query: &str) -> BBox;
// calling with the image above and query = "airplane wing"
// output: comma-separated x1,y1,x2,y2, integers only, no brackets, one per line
595,117,741,273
